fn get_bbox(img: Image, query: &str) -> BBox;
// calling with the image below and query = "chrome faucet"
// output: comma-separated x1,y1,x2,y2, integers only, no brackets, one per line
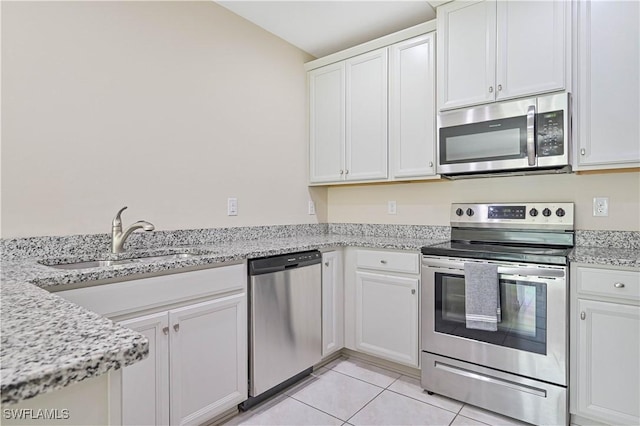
111,206,155,253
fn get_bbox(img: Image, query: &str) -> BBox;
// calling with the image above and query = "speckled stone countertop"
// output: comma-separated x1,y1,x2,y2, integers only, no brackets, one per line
2,225,637,406
570,230,640,269
0,229,444,405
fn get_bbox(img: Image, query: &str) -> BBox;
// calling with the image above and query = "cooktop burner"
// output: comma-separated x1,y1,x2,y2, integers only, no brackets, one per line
421,241,573,265
422,202,575,265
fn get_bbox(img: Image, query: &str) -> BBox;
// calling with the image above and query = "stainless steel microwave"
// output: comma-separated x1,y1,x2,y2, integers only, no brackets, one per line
437,93,570,177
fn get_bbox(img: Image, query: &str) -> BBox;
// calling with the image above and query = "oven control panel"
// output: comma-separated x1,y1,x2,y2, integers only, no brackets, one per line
451,202,574,230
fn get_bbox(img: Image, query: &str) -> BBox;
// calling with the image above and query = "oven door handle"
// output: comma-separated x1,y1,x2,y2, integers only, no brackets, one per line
422,259,565,279
497,266,565,278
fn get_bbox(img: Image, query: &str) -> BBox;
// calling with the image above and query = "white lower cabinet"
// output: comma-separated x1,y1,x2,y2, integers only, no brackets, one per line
57,265,248,426
571,264,640,425
119,294,247,426
322,250,344,357
348,249,420,367
119,312,170,426
169,295,247,426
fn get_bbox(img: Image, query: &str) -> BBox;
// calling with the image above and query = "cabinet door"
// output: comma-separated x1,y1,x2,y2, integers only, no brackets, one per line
322,251,344,357
355,271,419,367
437,0,496,110
575,0,640,169
389,34,437,179
169,293,247,426
575,299,640,425
118,312,170,426
496,0,566,100
309,62,345,183
345,48,388,181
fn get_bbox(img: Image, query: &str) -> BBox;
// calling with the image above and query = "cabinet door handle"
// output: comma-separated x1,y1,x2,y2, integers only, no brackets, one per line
162,327,169,335
614,282,625,288
173,324,180,332
497,84,502,92
340,169,344,175
489,86,494,93
345,169,349,175
428,161,433,167
411,289,416,295
580,312,586,320
380,260,387,264
324,261,329,267
580,148,586,156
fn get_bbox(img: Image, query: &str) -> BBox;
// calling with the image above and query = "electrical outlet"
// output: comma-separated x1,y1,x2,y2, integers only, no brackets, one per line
227,198,238,216
593,197,609,217
388,201,397,215
308,200,316,215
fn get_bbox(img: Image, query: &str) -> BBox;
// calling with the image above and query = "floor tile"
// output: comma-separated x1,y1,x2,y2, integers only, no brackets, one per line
451,414,491,426
459,404,532,426
223,395,342,425
288,370,383,421
283,367,329,396
348,389,457,425
388,375,464,413
330,358,401,388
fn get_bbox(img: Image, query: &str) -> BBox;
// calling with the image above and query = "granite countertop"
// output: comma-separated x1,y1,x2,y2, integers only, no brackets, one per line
0,233,439,405
569,246,640,269
2,227,638,406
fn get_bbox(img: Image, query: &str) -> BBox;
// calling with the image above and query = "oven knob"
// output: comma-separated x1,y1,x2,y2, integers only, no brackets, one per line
455,208,464,217
529,208,539,217
466,208,475,217
542,208,552,217
556,208,566,217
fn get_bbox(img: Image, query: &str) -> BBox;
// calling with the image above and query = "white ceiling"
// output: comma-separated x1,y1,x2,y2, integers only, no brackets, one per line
216,1,436,58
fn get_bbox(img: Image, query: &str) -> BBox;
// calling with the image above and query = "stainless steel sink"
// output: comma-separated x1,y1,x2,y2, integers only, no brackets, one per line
44,253,198,270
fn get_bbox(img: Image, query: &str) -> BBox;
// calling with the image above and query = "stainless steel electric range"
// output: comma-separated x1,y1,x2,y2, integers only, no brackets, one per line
421,202,574,426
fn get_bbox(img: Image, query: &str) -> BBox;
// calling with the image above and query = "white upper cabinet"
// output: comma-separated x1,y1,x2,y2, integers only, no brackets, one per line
438,0,496,110
438,0,567,111
345,48,389,181
308,49,388,183
389,33,437,179
574,0,640,170
309,62,345,183
495,1,566,101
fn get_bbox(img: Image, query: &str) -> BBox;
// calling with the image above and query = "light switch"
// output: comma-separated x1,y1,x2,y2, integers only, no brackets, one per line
388,201,397,215
228,198,238,216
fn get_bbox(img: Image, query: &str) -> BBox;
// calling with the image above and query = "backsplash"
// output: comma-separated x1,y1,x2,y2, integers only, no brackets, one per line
575,230,640,250
0,224,329,261
2,224,638,260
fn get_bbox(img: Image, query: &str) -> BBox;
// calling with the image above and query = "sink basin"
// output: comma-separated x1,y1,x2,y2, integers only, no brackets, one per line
44,253,198,270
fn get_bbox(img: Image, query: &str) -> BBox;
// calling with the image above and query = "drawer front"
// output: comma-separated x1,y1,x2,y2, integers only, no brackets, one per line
356,250,419,274
577,267,640,302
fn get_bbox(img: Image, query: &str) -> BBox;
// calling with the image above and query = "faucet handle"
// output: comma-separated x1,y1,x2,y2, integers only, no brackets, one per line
113,206,128,227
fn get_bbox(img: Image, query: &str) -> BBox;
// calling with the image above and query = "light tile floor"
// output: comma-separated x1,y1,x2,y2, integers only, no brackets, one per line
223,357,531,426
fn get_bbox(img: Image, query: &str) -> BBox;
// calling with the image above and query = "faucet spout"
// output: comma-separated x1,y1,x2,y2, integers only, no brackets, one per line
111,207,155,253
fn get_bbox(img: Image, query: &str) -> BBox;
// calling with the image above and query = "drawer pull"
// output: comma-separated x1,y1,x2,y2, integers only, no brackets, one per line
614,282,625,288
380,260,387,264
580,312,586,320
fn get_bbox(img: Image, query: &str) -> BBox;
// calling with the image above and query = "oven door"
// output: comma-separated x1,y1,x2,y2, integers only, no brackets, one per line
421,256,568,386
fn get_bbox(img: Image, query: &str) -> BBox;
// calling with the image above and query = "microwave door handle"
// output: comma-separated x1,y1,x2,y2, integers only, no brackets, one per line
526,105,536,166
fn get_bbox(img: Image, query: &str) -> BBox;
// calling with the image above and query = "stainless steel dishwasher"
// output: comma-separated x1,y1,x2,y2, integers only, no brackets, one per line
239,250,322,411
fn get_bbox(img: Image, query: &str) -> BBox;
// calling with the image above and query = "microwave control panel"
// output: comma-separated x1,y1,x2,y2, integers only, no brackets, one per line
536,110,564,157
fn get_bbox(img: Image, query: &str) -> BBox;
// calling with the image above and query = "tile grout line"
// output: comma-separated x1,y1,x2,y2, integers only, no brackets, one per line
343,387,386,425
286,395,349,425
383,387,465,417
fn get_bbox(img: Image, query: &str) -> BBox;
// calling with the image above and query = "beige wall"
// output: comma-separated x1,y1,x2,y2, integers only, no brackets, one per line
328,171,640,231
1,1,324,238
